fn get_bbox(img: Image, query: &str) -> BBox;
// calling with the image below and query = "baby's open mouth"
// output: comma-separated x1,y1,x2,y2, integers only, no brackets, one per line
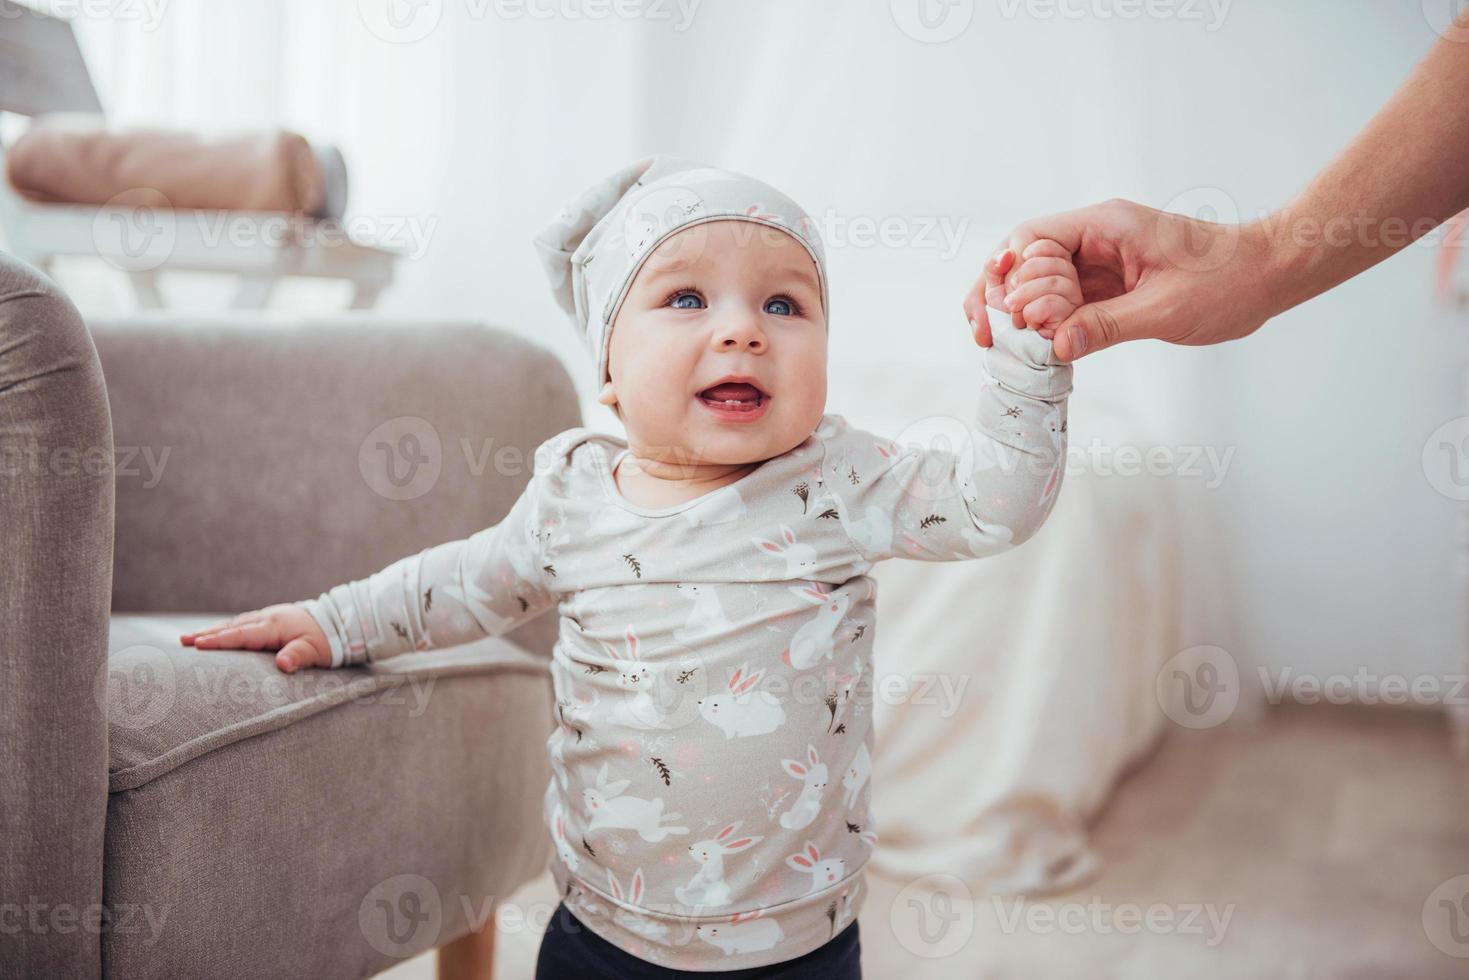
697,380,768,412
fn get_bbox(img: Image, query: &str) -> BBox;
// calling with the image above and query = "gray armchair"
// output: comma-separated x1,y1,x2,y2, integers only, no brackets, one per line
0,251,582,978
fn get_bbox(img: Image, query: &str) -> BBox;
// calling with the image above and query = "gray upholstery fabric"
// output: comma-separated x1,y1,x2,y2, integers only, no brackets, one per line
104,614,560,979
0,254,115,980
4,299,582,979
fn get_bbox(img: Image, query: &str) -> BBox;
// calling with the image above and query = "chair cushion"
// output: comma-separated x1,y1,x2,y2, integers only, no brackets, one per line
102,613,558,978
106,613,550,791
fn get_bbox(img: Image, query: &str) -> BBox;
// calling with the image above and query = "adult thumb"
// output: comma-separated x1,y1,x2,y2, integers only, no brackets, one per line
1051,289,1157,362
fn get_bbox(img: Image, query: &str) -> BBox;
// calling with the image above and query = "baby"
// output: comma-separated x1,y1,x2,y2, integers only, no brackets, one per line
179,155,1079,977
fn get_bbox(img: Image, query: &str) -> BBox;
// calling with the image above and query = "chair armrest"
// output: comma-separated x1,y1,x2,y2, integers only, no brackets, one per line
0,253,113,980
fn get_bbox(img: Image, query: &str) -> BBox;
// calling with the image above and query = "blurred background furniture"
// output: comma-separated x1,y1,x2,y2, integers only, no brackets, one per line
0,250,581,979
0,0,397,310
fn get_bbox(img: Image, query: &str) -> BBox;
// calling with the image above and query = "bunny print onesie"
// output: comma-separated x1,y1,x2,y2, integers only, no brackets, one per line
297,319,1072,972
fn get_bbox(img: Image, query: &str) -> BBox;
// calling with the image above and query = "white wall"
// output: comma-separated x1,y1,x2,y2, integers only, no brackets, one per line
66,0,1465,691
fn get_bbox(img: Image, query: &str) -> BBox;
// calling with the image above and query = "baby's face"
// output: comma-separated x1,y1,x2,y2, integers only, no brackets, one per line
600,218,828,469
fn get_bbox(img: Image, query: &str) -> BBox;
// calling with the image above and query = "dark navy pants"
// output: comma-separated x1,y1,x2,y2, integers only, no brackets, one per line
534,900,862,979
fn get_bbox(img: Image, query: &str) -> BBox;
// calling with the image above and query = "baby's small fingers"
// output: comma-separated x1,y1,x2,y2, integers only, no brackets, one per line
276,638,330,674
1020,239,1073,263
1004,275,1083,314
1010,256,1078,288
1018,294,1078,331
192,618,274,651
181,611,259,645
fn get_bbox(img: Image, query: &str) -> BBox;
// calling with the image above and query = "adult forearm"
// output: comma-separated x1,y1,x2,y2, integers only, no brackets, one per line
1257,21,1469,317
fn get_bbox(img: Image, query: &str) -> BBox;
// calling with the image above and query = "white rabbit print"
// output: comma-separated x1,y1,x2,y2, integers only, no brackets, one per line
695,908,784,956
550,802,581,874
751,524,819,578
698,663,786,739
783,583,852,670
778,744,828,830
784,841,846,895
682,484,747,526
583,762,689,842
606,867,672,941
600,626,670,731
673,582,733,642
841,742,871,811
440,575,516,636
674,821,763,908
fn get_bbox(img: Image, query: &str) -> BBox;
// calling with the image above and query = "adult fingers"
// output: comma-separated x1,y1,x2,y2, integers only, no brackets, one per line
1051,286,1161,362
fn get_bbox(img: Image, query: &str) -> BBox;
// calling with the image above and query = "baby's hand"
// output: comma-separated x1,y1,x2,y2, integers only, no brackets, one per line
999,239,1082,340
180,603,333,674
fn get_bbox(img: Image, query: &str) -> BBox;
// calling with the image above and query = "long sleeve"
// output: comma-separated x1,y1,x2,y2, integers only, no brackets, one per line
296,475,558,667
820,313,1072,565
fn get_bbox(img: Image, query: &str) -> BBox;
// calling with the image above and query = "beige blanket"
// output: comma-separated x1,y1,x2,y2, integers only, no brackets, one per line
5,114,341,217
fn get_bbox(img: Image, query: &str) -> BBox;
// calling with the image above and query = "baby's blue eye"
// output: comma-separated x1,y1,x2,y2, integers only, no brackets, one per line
670,292,704,310
765,297,794,316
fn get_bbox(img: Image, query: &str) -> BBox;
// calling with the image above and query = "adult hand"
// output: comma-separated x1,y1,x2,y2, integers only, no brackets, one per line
963,199,1281,362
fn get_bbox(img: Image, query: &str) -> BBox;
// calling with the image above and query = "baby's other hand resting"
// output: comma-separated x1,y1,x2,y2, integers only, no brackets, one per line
180,603,332,674
997,238,1082,340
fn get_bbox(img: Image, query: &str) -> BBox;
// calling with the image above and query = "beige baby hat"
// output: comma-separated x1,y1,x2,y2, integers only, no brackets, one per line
532,154,830,393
